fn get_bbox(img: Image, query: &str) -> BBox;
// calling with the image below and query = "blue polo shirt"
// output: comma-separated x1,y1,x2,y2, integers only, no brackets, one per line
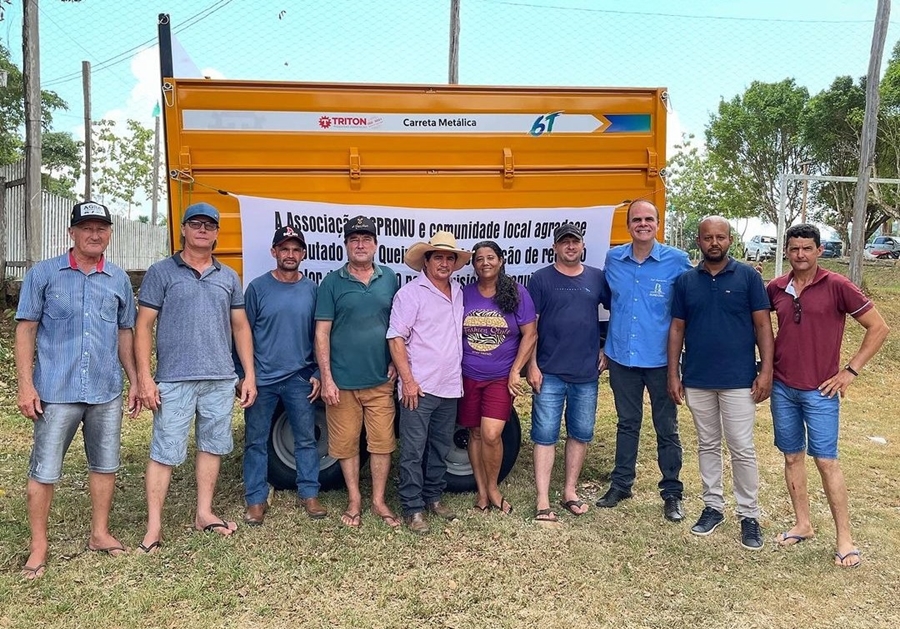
16,251,136,404
671,258,770,389
138,253,244,382
603,241,692,368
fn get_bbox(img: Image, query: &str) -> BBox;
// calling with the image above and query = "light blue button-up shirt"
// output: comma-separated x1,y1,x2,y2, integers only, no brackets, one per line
16,251,136,404
603,241,692,368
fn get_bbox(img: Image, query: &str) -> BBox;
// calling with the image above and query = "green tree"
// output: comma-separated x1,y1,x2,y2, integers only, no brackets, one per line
800,75,883,241
706,79,811,227
0,43,69,166
91,118,156,218
666,134,718,255
41,131,83,199
871,40,900,228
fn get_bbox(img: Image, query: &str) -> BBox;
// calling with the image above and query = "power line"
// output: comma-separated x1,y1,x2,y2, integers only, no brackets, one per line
476,0,898,25
42,0,235,88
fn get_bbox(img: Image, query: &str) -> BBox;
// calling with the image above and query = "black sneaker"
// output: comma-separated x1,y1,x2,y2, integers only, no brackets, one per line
740,518,763,550
690,507,724,536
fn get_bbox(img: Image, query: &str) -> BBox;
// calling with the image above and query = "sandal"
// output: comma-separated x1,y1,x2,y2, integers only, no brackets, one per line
491,496,513,515
534,508,559,523
341,511,362,528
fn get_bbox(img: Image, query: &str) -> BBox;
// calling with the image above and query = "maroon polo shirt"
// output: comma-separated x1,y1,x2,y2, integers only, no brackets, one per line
767,267,872,390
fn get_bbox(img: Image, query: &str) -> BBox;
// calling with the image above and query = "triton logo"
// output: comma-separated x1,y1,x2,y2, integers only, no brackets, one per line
318,115,381,129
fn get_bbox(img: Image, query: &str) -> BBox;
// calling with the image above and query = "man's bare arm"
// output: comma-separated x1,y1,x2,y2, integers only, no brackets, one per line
15,321,42,421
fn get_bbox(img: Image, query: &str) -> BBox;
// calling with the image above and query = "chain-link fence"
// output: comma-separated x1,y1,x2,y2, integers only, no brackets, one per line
3,1,898,222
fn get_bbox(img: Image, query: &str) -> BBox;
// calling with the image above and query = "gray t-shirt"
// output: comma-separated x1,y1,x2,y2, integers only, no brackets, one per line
138,253,244,382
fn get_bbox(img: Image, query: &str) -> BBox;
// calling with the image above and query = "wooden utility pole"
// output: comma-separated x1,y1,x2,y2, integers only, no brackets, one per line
850,0,891,287
23,0,42,269
83,61,92,200
448,0,460,84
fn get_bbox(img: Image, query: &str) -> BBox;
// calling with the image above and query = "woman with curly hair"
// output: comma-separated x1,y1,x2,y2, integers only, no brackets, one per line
460,241,537,514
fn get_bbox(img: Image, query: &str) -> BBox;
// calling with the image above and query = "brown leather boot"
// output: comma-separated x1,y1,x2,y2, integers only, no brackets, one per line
243,503,268,527
299,497,327,519
427,501,457,521
404,511,430,534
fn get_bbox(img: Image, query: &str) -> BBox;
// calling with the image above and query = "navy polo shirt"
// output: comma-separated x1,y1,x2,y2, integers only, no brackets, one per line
670,258,770,389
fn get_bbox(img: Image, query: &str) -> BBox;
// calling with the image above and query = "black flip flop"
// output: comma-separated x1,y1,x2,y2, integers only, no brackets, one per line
491,496,513,515
137,540,162,554
560,499,587,516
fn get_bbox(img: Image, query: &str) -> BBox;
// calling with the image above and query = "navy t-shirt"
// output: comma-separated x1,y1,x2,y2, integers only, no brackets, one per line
528,264,610,383
671,258,770,389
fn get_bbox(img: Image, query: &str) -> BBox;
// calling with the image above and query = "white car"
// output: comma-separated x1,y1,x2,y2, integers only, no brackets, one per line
745,235,777,261
865,235,900,252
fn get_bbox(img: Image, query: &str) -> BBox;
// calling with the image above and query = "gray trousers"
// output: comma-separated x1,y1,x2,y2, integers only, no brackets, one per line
397,393,457,516
684,387,760,519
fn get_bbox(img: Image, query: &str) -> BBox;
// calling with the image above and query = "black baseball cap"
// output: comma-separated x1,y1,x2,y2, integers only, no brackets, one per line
71,201,112,227
344,215,377,239
272,226,306,248
553,223,584,242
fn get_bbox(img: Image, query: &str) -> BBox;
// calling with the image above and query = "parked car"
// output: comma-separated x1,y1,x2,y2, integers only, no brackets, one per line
821,240,843,258
745,235,777,261
865,235,900,253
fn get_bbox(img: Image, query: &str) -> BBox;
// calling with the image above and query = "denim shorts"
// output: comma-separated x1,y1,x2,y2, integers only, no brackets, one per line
150,379,237,466
29,396,123,484
770,380,840,459
530,373,598,445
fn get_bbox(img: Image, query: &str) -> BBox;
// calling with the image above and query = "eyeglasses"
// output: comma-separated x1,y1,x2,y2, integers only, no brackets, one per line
185,220,219,231
793,297,802,324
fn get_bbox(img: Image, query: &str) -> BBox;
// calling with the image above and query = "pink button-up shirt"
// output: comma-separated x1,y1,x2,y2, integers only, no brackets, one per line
386,273,464,398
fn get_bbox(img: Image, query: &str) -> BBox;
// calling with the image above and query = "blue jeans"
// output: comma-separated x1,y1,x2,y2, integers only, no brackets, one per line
530,373,599,445
770,380,840,459
397,393,457,516
607,360,683,499
243,374,319,504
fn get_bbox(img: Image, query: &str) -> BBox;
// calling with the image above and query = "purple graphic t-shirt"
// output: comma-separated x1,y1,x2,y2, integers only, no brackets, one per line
461,282,536,381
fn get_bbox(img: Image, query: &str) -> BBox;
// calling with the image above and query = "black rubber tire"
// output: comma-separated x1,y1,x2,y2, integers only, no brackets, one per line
443,409,522,493
266,400,368,492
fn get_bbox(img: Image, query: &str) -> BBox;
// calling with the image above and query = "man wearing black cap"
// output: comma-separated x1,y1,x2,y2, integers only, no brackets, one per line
526,223,610,523
15,201,140,579
237,226,325,524
315,216,401,528
136,201,257,551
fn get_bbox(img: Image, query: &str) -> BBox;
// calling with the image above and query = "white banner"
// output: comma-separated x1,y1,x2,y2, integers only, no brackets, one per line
236,196,615,293
184,111,605,135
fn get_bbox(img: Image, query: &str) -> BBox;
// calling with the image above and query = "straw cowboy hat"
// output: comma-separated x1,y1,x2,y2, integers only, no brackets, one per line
404,231,472,272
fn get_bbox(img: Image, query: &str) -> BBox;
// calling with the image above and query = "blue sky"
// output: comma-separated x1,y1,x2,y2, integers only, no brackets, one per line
2,0,896,235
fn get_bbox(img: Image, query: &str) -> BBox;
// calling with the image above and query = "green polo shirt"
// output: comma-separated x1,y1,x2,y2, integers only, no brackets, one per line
315,263,398,389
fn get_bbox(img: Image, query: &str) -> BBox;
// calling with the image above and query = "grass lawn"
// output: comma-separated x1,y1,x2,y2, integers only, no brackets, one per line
1,259,899,628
